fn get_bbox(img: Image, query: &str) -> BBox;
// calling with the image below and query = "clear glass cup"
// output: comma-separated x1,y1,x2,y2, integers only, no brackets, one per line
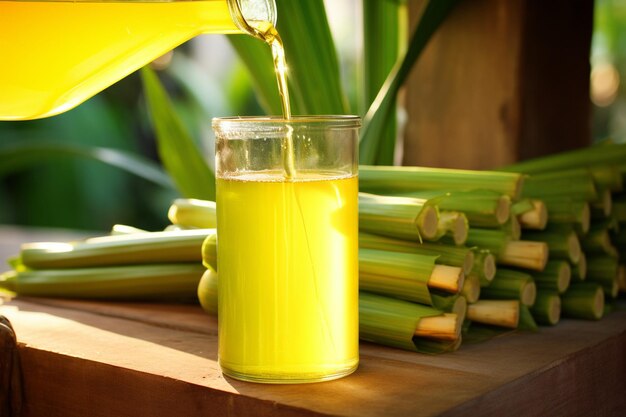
213,116,360,383
0,0,275,120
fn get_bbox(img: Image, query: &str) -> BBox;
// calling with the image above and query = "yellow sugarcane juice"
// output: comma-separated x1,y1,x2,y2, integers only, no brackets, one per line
0,0,276,120
214,117,360,383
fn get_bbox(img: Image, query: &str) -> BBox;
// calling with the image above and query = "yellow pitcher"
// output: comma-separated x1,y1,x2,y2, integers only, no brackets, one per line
0,0,275,120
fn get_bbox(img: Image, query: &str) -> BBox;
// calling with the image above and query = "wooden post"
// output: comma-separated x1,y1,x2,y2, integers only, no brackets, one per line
403,0,594,170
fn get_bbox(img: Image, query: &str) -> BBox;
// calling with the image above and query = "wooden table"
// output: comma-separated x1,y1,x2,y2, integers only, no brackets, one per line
1,226,625,417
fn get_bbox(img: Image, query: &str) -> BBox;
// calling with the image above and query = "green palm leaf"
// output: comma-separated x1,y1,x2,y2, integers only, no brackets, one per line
359,0,460,165
0,141,173,189
141,66,215,200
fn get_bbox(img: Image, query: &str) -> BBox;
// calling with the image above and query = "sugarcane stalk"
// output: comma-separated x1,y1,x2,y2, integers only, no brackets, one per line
359,232,474,274
501,143,626,175
543,198,590,234
168,198,217,229
470,249,496,286
359,292,461,353
358,165,524,199
518,199,548,230
531,291,561,326
467,300,520,329
400,190,511,227
358,192,439,241
19,229,215,269
460,273,481,304
359,248,464,304
520,169,598,201
561,282,605,320
432,294,467,322
110,224,149,235
522,229,581,264
0,263,205,300
481,269,537,307
531,260,571,293
586,255,619,298
581,228,618,257
467,228,548,271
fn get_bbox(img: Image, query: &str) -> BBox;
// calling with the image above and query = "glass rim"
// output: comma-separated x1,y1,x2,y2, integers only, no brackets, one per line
212,115,361,130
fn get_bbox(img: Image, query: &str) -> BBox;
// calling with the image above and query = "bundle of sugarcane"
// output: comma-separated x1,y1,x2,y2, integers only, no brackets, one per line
504,141,626,303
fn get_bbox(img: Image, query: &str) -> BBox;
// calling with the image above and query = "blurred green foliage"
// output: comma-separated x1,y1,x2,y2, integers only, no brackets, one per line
592,0,626,143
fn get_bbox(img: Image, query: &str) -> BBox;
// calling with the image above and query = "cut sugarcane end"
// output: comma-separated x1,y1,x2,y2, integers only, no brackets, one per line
461,273,481,303
453,213,468,245
418,205,439,240
558,262,572,293
463,251,476,277
483,253,496,282
521,281,537,307
546,295,562,325
467,300,520,329
567,233,581,264
519,200,548,230
429,265,465,294
496,196,511,225
414,313,460,341
592,287,605,319
510,216,522,240
500,241,548,271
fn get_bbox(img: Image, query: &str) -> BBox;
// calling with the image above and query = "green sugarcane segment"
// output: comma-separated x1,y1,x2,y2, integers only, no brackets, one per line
0,263,205,300
359,232,474,274
518,305,539,331
359,292,460,353
461,273,481,303
466,228,511,255
503,216,522,240
168,198,217,229
520,169,598,202
467,300,520,329
532,260,571,293
522,229,581,263
358,165,524,199
399,190,511,227
481,269,537,306
358,192,439,241
432,294,467,320
358,248,438,305
581,228,618,257
570,252,587,282
531,291,561,326
586,255,619,298
517,199,548,231
561,282,605,320
501,142,626,175
201,233,218,271
466,228,548,271
20,229,215,269
589,165,624,193
512,199,534,216
470,249,496,285
543,198,590,233
434,211,468,245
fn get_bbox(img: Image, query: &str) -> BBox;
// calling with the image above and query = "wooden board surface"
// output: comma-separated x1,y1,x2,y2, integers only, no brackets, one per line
1,226,625,416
